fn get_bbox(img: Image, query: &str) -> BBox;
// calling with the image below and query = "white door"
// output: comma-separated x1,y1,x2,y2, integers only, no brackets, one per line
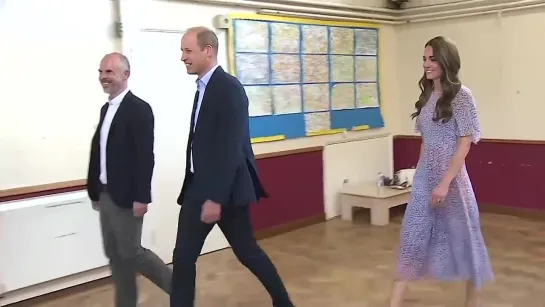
128,29,230,261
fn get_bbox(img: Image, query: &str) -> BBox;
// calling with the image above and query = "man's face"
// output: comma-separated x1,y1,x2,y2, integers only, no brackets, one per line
98,55,127,96
181,31,211,76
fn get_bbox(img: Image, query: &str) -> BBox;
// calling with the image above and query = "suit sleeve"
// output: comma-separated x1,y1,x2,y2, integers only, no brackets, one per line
86,107,104,202
131,102,155,204
206,83,246,206
86,137,100,202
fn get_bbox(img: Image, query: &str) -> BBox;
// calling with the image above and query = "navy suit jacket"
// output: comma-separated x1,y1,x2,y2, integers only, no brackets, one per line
177,66,267,207
87,91,155,208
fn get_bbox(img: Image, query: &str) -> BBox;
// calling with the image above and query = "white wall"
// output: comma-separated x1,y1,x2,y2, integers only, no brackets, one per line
0,0,398,190
394,7,545,138
0,0,396,304
323,133,393,219
119,0,398,244
3,0,543,304
0,0,115,190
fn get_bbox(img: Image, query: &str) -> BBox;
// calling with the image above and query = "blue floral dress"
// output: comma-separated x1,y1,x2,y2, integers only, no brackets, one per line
396,85,494,289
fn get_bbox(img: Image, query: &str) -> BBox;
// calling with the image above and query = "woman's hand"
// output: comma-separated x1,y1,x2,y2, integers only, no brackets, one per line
431,181,449,206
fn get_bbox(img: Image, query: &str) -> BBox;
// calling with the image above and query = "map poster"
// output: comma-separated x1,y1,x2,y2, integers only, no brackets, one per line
227,14,384,143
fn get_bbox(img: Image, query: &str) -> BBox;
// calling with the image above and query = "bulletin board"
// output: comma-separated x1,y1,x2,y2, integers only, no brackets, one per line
227,13,384,143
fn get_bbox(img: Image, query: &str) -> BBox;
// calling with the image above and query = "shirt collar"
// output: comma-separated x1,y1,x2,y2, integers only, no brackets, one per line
109,88,129,106
196,64,219,87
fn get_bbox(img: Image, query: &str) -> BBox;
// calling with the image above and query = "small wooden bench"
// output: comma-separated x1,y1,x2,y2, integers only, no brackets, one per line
339,183,412,226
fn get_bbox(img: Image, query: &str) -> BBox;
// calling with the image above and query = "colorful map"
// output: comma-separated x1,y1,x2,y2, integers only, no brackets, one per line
229,14,384,142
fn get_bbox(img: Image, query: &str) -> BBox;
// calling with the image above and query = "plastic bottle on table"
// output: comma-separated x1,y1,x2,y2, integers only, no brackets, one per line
377,172,384,193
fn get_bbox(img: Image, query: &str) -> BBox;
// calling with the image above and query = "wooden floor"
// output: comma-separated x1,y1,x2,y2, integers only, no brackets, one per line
6,210,545,307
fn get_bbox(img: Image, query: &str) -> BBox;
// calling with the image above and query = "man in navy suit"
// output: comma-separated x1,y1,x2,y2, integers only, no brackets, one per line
170,27,294,307
87,53,172,307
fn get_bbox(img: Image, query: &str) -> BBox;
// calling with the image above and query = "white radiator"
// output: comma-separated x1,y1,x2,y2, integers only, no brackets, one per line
0,191,108,294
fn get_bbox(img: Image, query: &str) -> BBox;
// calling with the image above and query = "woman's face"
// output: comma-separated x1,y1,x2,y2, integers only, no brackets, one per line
423,45,443,81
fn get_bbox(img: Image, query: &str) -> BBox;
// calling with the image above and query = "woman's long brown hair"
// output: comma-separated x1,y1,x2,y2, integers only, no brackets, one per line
411,36,462,123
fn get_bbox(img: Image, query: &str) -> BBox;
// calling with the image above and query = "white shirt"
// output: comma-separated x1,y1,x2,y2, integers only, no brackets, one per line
99,88,130,184
190,64,219,173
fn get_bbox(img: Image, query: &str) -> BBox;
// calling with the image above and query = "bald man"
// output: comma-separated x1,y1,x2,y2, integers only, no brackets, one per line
171,27,295,307
86,53,172,307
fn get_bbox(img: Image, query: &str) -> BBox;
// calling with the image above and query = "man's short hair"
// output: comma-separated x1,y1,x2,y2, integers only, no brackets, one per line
188,26,219,55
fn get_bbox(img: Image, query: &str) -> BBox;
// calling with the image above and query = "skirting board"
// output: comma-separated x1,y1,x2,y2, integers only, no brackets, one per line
349,203,545,221
255,213,326,240
479,203,545,221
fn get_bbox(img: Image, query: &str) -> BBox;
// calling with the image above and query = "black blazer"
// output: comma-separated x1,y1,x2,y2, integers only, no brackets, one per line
87,91,155,209
177,66,267,207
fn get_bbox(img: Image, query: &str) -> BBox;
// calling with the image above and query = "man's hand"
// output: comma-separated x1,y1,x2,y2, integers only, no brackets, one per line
92,201,100,211
201,200,221,224
133,202,148,217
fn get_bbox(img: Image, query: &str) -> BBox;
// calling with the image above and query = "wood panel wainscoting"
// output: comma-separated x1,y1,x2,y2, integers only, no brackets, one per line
0,147,327,239
393,135,545,220
251,147,326,236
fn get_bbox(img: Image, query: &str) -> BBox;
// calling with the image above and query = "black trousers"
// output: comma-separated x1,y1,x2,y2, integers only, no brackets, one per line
170,186,294,307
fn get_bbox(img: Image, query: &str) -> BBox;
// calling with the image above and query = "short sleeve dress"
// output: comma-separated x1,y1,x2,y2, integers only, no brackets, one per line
396,85,494,289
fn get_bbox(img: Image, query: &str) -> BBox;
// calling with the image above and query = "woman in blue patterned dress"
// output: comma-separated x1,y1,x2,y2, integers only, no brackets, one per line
389,36,494,307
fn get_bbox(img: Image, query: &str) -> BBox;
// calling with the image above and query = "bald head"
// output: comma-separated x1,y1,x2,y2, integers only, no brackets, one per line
99,52,130,99
102,52,131,73
181,26,219,77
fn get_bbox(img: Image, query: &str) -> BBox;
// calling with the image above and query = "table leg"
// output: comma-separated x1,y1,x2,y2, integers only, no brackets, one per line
340,203,353,221
370,206,389,226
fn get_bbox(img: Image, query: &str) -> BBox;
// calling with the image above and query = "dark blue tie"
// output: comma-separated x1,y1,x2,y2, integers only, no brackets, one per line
186,90,199,173
189,90,199,132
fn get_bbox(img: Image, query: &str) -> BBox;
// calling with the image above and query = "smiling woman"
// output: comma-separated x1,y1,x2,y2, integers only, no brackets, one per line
390,36,493,307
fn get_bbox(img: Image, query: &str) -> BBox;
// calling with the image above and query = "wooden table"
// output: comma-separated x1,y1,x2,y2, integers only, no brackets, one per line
339,183,412,226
